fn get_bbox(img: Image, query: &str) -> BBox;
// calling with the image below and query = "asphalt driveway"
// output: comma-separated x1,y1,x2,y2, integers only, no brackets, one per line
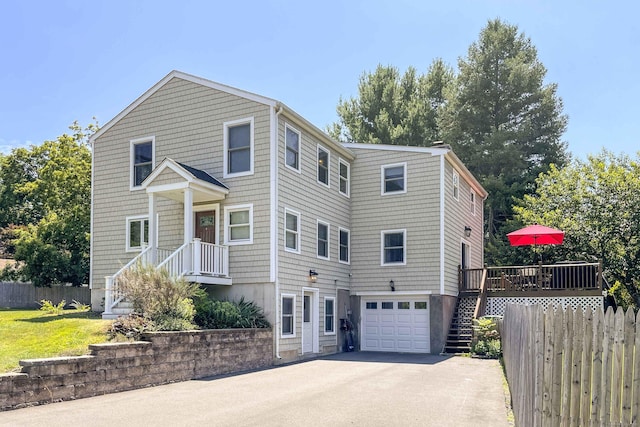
1,352,511,427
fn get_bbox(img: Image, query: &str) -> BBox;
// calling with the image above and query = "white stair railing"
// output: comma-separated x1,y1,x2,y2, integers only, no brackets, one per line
103,246,173,315
156,241,190,278
104,240,230,316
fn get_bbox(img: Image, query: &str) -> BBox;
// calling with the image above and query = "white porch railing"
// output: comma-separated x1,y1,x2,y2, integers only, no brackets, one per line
104,239,230,316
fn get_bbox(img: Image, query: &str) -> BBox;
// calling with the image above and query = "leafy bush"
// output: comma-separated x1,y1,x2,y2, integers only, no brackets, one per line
194,296,270,329
0,262,22,282
70,299,90,311
471,316,502,358
118,262,204,331
38,299,66,315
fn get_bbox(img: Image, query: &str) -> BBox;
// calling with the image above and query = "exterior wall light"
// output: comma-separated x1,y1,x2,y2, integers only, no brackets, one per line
309,270,318,282
464,226,472,237
389,280,395,292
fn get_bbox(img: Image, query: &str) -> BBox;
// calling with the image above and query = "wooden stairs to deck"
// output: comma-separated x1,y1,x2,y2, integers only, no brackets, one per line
442,297,472,354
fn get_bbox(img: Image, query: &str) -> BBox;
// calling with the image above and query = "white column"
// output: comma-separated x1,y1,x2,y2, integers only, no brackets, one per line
183,188,194,272
183,188,193,245
193,238,202,275
148,193,156,264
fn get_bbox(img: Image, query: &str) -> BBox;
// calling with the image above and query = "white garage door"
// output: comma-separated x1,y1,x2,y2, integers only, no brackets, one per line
361,297,430,353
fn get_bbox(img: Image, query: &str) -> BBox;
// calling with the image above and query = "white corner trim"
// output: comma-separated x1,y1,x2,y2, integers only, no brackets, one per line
439,154,445,295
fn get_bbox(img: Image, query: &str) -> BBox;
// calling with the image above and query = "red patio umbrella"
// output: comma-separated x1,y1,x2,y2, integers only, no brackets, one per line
507,224,565,246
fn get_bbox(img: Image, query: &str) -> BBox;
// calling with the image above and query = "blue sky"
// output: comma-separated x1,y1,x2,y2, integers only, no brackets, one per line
1,0,638,159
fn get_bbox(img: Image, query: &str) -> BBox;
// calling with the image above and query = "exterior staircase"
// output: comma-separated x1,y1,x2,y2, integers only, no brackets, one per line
102,239,231,319
442,297,473,354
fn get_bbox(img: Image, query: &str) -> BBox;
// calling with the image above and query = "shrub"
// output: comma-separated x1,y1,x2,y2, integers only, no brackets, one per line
39,299,66,315
70,299,90,311
471,316,502,358
108,313,155,341
194,296,270,329
118,262,204,331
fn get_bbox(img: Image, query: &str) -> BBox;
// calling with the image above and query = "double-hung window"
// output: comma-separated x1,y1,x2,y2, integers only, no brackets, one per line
317,145,330,187
284,208,300,253
126,216,149,251
381,163,406,195
224,118,254,177
281,294,295,337
285,125,301,172
381,229,406,265
453,170,460,200
130,137,154,189
317,220,329,259
339,158,350,197
339,227,350,264
470,190,476,215
224,204,253,245
324,297,335,334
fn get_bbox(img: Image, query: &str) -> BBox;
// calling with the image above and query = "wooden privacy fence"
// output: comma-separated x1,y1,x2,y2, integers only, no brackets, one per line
0,282,91,308
503,304,640,427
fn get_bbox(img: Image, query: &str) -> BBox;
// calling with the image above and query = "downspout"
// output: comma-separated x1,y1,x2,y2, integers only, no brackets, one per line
273,104,284,359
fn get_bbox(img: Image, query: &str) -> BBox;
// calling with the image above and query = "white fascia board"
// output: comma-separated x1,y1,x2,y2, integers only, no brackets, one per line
342,142,449,156
278,104,355,161
444,151,488,199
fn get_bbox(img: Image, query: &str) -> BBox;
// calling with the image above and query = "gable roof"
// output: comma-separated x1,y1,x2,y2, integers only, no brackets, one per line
175,161,228,189
141,157,229,198
89,70,277,144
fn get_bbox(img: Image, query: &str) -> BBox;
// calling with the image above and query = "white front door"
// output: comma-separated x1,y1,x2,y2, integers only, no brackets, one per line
303,293,313,353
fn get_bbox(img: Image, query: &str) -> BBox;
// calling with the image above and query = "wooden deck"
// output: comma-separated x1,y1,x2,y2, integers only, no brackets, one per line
460,261,603,296
459,261,603,320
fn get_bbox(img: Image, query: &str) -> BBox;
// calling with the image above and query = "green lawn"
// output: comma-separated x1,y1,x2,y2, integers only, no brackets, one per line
0,309,112,372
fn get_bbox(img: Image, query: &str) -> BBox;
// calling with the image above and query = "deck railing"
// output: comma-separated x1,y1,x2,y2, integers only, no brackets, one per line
459,261,602,293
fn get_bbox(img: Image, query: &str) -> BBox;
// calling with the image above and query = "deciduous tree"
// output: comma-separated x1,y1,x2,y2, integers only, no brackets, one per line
0,120,96,286
513,150,640,307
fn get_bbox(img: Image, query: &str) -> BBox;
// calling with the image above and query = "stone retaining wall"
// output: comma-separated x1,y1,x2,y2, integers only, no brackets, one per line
0,329,273,411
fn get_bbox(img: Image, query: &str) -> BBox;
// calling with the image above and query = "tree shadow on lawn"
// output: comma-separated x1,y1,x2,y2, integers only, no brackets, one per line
16,311,103,323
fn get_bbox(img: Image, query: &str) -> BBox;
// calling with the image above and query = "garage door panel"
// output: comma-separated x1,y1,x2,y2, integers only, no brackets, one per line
381,326,395,335
361,298,430,353
397,327,411,336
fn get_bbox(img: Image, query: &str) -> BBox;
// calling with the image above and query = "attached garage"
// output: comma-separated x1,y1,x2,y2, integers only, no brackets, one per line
360,296,430,353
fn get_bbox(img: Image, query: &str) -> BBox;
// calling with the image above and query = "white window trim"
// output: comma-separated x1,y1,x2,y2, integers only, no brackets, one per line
470,190,476,216
316,144,330,188
338,227,350,265
224,204,253,245
223,117,254,178
284,124,302,173
453,170,460,201
125,215,149,252
338,158,350,198
281,293,296,338
284,208,301,254
130,136,155,191
324,296,336,335
380,162,407,196
316,219,330,260
381,229,407,266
